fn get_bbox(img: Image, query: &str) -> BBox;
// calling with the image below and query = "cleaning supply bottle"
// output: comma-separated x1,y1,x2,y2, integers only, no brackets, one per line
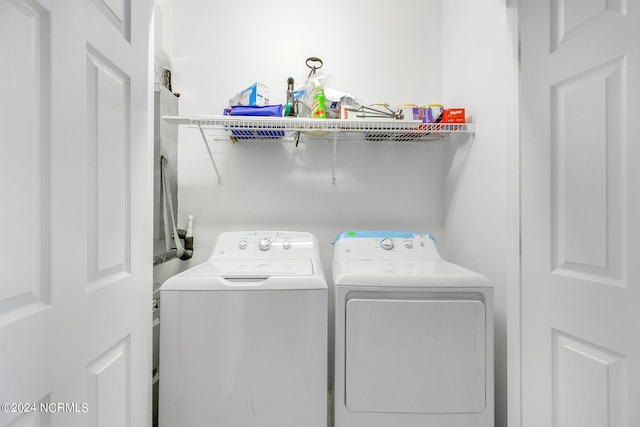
285,76,296,117
311,78,326,119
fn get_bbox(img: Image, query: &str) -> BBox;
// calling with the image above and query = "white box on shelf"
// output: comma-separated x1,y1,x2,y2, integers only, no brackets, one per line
229,82,270,106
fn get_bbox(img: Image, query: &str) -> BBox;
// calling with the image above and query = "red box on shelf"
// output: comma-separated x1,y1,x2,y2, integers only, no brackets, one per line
442,108,466,123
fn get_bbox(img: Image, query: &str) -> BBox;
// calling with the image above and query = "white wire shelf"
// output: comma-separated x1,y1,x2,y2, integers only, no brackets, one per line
164,115,476,184
165,115,475,142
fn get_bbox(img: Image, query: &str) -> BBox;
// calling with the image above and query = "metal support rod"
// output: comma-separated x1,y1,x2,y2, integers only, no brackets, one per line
331,131,338,184
198,125,223,185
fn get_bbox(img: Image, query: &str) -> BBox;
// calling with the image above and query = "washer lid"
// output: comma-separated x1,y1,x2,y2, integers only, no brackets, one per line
160,258,327,291
183,259,314,279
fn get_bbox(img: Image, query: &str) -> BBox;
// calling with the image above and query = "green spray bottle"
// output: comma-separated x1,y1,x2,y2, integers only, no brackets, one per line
311,78,326,119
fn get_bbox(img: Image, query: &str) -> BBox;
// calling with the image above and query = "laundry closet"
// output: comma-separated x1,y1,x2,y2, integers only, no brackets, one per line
152,1,515,426
3,1,638,426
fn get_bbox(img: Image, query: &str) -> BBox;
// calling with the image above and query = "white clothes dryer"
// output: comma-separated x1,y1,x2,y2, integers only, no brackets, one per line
333,231,493,427
159,231,327,427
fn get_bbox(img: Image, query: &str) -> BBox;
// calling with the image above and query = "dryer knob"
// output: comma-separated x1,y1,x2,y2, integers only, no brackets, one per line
258,238,272,251
380,238,394,250
282,240,291,250
403,239,413,249
239,239,248,249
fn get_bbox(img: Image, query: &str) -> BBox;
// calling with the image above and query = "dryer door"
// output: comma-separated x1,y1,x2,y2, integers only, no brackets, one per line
345,298,486,414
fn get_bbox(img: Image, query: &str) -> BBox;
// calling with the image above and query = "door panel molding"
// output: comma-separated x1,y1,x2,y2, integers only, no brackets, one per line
85,44,132,290
0,0,50,320
551,56,627,287
552,0,627,50
553,329,627,427
86,0,131,42
87,336,131,427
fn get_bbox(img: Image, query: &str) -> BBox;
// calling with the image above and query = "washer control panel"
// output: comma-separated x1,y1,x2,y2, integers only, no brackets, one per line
333,231,441,260
211,231,317,260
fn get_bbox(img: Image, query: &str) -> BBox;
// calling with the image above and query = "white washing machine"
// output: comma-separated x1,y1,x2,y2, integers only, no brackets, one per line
159,231,327,427
333,231,493,427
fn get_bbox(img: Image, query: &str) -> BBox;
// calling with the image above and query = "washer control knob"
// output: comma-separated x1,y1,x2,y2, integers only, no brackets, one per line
403,239,413,249
380,238,394,250
258,238,272,251
282,240,291,250
239,239,248,249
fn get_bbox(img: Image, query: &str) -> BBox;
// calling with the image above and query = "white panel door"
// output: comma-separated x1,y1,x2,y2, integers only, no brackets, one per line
520,0,640,426
0,1,152,426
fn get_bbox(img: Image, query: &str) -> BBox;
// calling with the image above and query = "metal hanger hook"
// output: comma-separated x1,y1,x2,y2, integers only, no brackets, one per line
306,57,323,78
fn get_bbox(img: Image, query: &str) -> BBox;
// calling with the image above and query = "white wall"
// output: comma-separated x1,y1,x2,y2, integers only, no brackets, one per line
167,2,514,427
170,0,447,260
441,2,517,427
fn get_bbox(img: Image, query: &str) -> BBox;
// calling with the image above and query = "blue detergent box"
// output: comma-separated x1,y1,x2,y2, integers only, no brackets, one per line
228,82,269,106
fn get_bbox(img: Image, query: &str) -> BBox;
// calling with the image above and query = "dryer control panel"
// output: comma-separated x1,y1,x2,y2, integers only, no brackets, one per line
210,231,320,260
333,231,441,260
